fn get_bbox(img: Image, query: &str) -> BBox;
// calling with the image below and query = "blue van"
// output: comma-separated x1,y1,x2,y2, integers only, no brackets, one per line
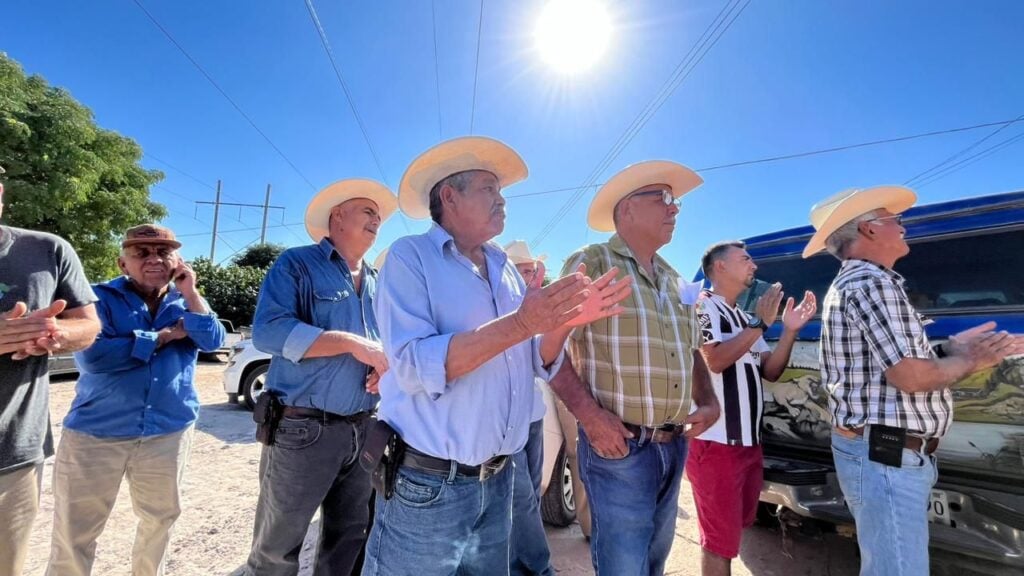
727,190,1024,574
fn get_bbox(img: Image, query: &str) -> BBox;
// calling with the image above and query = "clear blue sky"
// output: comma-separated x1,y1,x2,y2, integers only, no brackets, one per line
5,1,1023,276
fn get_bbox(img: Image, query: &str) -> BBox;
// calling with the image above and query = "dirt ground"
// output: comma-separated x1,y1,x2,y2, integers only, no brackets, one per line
23,362,861,575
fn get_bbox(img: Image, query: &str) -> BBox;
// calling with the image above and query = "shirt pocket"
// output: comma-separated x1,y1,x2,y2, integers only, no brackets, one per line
312,288,353,330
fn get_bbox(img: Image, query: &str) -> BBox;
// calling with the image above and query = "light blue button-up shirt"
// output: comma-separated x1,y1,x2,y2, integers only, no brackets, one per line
252,238,379,415
66,277,225,438
375,225,562,466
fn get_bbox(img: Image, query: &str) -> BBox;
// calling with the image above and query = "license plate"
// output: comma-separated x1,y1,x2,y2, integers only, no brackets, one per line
928,490,951,525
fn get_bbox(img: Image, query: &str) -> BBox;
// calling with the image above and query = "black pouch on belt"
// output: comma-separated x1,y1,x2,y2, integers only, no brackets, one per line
252,391,282,446
868,424,906,468
360,419,405,499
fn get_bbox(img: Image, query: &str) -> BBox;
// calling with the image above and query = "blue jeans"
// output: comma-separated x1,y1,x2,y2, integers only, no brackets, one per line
831,430,938,576
361,459,513,576
510,419,553,576
578,426,688,576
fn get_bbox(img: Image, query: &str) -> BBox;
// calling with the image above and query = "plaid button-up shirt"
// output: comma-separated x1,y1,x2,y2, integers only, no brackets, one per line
820,259,952,438
562,235,700,428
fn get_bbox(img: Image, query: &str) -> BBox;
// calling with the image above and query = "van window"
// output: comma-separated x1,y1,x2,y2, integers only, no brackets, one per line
744,228,1024,315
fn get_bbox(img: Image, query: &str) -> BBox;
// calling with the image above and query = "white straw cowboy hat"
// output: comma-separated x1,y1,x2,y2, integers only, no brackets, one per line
503,240,546,265
304,178,398,242
398,136,528,219
587,160,703,232
801,185,917,258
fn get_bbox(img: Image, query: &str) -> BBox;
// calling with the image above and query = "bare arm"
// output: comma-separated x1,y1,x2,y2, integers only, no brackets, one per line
304,330,389,374
761,328,797,382
885,325,1023,393
701,328,764,373
547,360,634,459
52,304,101,353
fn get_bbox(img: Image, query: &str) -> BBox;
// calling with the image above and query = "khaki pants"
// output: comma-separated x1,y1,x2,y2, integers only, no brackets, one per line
0,462,44,576
47,426,194,576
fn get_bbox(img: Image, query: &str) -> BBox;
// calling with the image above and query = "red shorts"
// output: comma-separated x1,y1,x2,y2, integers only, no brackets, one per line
686,438,763,559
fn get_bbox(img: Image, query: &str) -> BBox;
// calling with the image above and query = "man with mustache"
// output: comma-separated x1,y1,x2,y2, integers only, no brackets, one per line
547,161,721,575
47,223,225,576
806,185,1024,575
0,164,101,576
245,180,396,576
363,137,631,575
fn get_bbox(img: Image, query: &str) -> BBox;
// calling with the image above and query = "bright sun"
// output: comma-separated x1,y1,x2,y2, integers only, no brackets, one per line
535,0,612,73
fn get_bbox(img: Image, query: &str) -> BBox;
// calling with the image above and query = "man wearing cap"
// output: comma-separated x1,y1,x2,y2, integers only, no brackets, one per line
46,223,224,576
245,179,395,576
0,165,101,576
364,137,631,575
546,161,720,575
806,186,1023,575
504,239,555,576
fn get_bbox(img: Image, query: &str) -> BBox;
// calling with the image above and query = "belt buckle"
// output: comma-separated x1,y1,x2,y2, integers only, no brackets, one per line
479,456,506,481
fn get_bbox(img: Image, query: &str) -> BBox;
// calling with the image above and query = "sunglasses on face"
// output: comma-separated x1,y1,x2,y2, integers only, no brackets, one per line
630,189,680,208
127,247,176,260
868,214,903,226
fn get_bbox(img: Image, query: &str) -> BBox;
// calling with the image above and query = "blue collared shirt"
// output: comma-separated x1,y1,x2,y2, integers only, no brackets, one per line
375,225,562,466
252,238,380,415
66,277,226,438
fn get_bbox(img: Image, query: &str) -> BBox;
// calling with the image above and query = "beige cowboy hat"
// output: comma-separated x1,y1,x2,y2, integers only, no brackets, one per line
503,240,546,265
304,178,398,242
398,136,528,219
801,185,917,258
587,160,703,232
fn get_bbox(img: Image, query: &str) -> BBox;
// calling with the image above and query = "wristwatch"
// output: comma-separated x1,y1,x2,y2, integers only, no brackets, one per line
747,317,768,332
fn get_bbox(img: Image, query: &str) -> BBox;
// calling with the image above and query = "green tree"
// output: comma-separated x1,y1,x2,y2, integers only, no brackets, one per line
233,242,286,269
0,53,166,282
190,257,266,328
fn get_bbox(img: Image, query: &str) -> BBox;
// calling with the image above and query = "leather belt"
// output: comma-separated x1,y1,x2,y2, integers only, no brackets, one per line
281,406,371,424
401,447,509,482
623,422,685,444
834,426,939,455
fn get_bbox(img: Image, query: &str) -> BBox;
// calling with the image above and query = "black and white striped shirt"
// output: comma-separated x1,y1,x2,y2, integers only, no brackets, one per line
820,259,952,439
695,290,770,446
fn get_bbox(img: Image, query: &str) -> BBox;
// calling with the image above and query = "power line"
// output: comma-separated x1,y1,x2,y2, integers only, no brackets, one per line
177,221,306,238
145,154,215,192
915,129,1024,189
531,0,750,248
431,0,443,140
302,0,412,233
469,0,485,134
904,114,1024,187
131,0,317,191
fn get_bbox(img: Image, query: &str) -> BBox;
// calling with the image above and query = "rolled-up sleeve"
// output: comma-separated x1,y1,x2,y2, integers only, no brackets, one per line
376,242,453,398
531,334,564,381
253,253,321,363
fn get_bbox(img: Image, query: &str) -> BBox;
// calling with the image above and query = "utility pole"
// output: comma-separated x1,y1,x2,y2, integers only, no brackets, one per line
210,180,222,260
260,184,272,244
195,182,286,261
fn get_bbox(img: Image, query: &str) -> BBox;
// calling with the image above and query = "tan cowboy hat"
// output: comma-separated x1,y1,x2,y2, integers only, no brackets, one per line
304,178,397,242
587,160,703,232
503,240,546,265
372,247,389,270
802,185,917,258
398,136,528,219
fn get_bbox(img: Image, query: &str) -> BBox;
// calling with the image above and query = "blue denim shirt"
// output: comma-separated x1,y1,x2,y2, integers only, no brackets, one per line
66,277,226,438
374,225,562,466
252,238,380,415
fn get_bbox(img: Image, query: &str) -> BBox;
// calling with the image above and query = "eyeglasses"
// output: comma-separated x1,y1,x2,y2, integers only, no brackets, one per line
867,214,903,226
127,247,175,260
629,189,680,208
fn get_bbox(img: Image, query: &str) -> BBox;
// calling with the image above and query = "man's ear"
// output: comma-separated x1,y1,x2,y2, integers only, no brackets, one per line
117,257,128,275
858,221,875,237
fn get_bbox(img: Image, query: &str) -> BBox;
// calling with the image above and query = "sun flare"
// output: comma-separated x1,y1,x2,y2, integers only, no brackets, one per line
535,0,612,73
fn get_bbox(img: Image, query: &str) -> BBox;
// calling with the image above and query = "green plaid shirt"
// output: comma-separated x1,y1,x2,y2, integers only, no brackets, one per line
562,235,700,428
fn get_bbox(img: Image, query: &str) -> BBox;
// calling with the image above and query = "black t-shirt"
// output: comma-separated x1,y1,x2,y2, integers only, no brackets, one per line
0,225,97,473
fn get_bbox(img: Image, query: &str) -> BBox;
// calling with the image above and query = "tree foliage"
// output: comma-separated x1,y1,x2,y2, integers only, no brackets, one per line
0,53,166,282
233,242,286,269
190,257,266,329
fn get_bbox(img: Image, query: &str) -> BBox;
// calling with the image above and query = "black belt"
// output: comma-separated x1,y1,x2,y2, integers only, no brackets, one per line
623,422,685,444
836,427,940,455
281,406,371,424
400,446,509,482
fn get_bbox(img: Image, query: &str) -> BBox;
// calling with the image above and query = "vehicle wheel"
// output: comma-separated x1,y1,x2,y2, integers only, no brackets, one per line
754,502,780,528
242,363,270,411
541,443,577,527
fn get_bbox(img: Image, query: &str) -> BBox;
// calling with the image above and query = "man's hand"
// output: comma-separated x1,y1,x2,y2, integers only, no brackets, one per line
1,301,60,355
683,399,721,439
350,336,389,376
514,263,592,334
171,260,198,296
564,264,633,328
365,369,381,394
755,282,784,326
945,321,1023,371
781,290,817,332
157,319,188,348
7,300,68,360
579,407,634,459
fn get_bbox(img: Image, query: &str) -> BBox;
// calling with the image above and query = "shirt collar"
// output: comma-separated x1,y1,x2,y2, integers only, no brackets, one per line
316,236,376,275
427,223,508,266
608,234,672,277
109,275,181,300
843,258,906,285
